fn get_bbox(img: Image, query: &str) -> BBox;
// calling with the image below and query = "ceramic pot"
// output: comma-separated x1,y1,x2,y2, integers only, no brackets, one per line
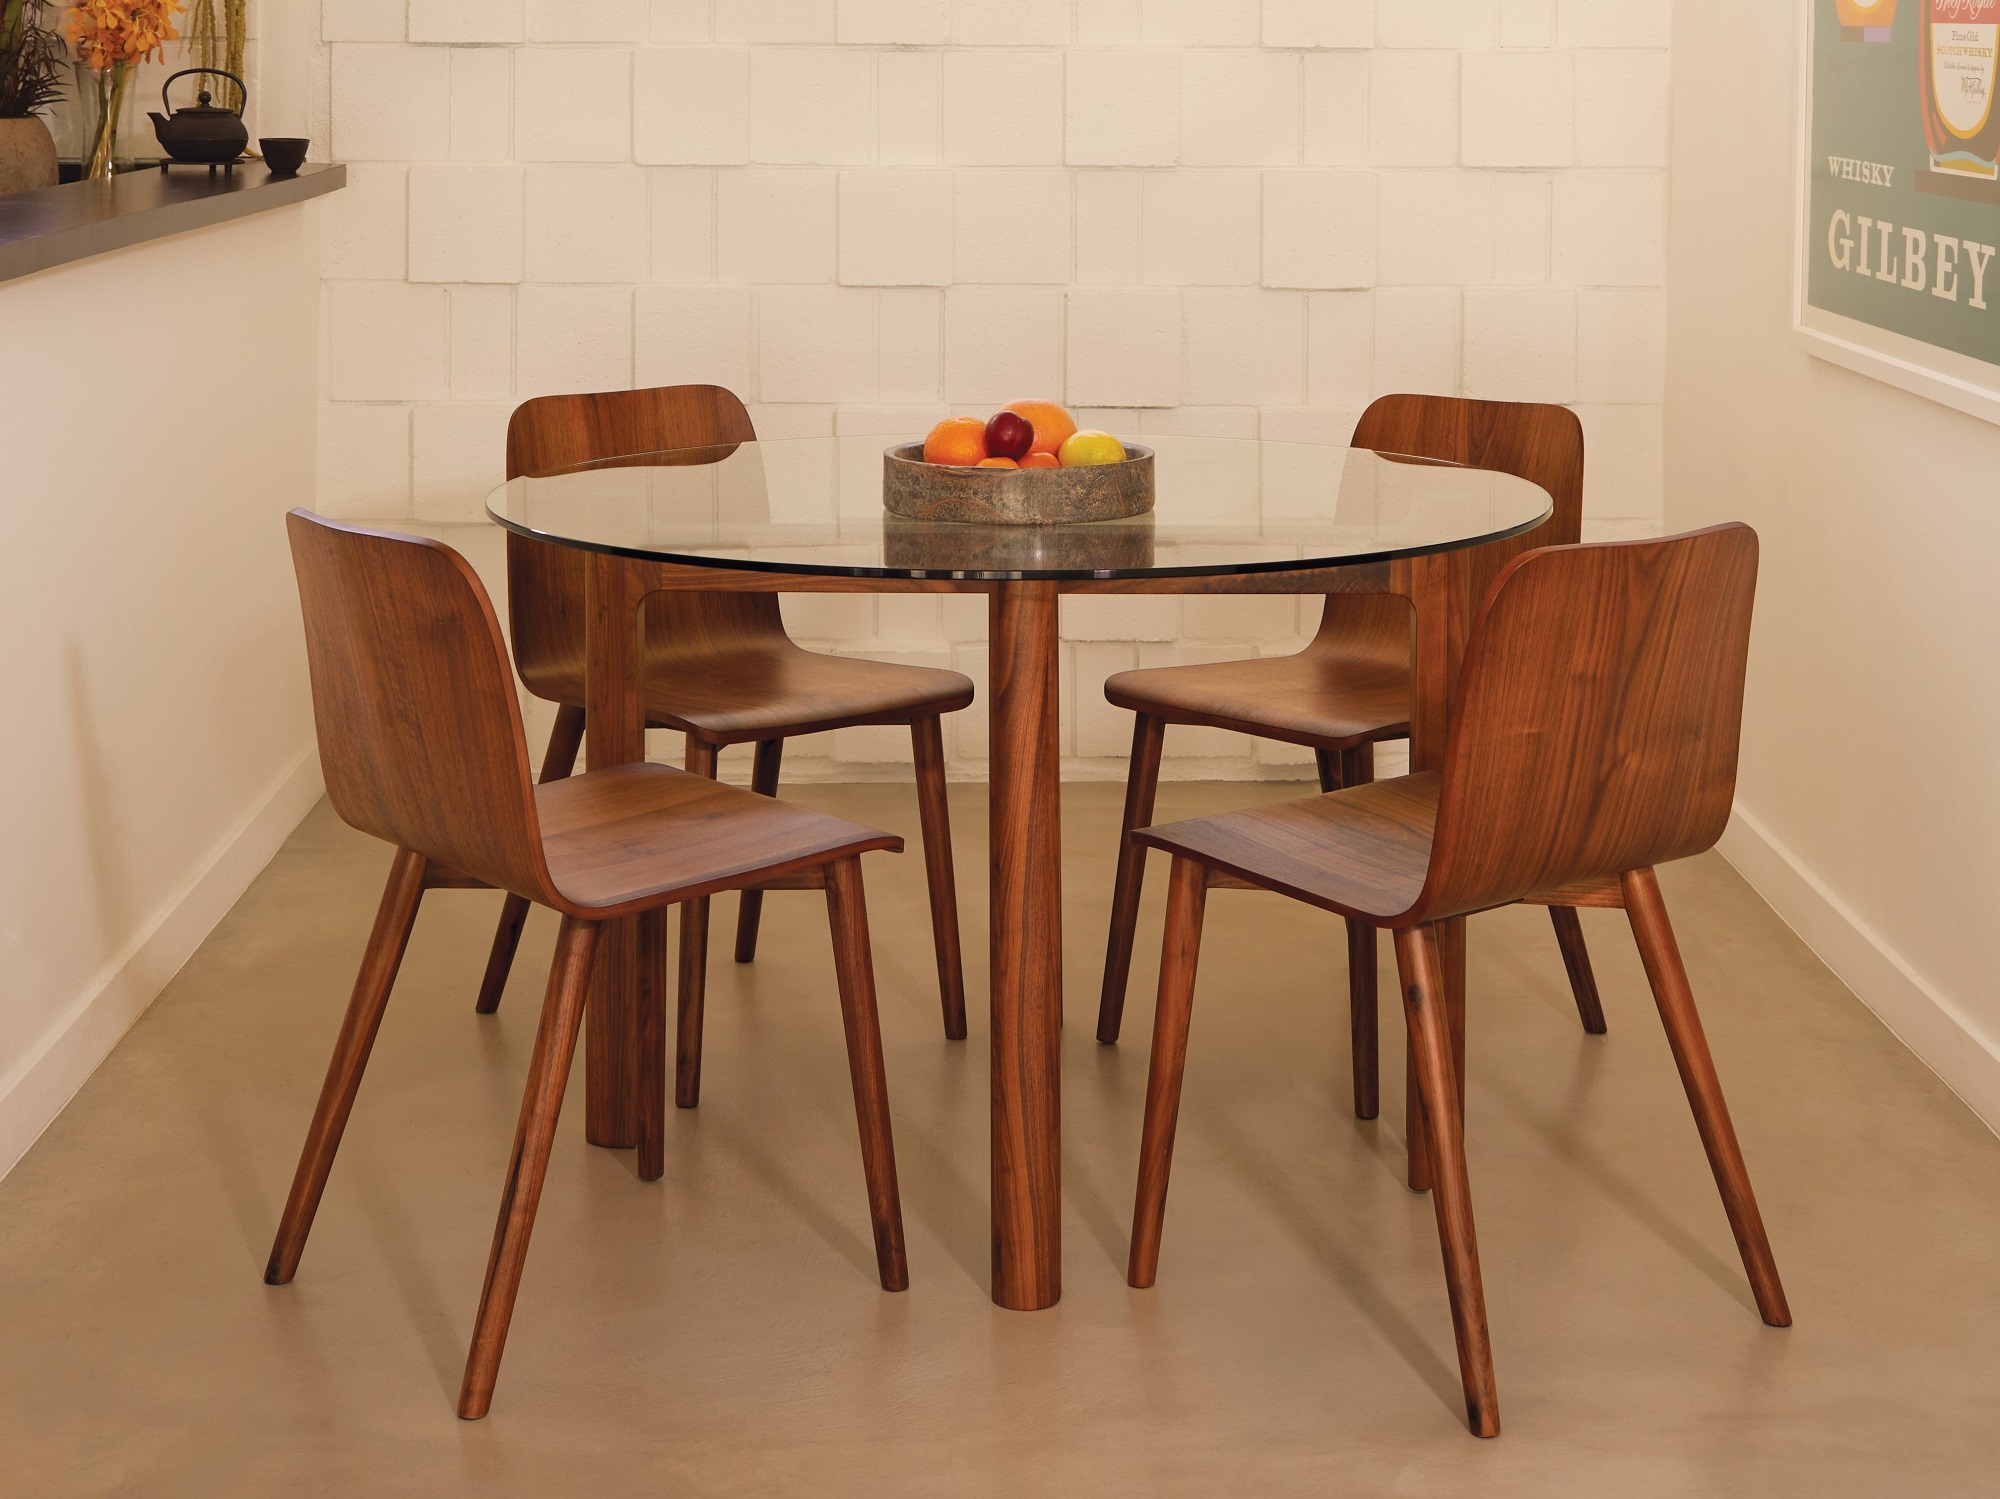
0,116,58,196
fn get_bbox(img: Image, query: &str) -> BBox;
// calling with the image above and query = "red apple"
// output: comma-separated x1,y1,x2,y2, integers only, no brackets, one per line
984,410,1034,461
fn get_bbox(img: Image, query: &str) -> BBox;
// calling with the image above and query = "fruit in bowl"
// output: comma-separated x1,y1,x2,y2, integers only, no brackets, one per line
999,399,1077,459
921,402,1128,470
1057,430,1127,467
984,410,1034,460
922,416,989,467
886,405,1154,526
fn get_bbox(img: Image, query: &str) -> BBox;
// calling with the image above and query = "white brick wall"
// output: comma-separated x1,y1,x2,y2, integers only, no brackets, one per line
316,4,1669,783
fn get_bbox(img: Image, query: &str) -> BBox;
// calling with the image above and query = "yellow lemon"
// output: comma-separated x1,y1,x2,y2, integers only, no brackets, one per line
1056,430,1126,467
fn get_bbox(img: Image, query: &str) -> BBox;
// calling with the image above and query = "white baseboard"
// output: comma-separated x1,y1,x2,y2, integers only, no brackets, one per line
1718,803,2000,1134
0,746,325,1181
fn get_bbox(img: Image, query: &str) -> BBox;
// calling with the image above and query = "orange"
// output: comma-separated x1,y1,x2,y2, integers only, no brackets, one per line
1018,452,1060,469
976,456,1019,468
1000,399,1077,458
923,416,988,466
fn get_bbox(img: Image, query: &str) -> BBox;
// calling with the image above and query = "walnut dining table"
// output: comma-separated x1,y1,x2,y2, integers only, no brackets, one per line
487,433,1552,1313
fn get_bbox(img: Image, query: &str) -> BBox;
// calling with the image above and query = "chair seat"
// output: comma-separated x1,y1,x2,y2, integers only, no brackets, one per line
536,647,975,743
538,764,901,913
1104,650,1410,750
1134,772,1442,922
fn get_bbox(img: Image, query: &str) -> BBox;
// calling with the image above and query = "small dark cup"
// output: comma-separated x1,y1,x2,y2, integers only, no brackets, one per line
260,138,308,177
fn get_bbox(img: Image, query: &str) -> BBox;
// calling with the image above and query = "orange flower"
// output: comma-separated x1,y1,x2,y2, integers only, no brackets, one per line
63,0,183,70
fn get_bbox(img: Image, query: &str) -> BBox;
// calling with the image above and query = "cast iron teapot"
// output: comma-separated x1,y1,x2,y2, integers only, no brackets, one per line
150,69,249,164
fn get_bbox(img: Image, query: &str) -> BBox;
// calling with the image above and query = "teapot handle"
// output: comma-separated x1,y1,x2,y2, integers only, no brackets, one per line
161,67,247,116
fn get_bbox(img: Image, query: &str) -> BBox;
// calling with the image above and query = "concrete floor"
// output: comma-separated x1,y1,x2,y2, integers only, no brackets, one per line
3,780,1998,1495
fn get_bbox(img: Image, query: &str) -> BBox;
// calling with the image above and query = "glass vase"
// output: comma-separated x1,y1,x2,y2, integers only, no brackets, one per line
78,61,134,182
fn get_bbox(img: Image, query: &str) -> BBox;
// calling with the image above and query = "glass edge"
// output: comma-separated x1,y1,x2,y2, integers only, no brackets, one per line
541,437,1452,474
482,497,1556,582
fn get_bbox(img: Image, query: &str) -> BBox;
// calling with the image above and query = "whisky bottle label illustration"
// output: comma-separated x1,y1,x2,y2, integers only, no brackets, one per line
1923,0,2000,178
1838,0,1898,42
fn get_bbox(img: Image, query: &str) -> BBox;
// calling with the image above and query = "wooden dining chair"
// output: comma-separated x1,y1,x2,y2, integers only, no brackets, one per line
1123,525,1789,1437
478,385,975,1113
267,511,909,1420
1095,395,1602,1124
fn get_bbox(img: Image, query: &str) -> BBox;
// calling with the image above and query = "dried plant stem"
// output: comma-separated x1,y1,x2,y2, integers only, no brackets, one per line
184,0,215,72
180,0,243,110
224,0,244,109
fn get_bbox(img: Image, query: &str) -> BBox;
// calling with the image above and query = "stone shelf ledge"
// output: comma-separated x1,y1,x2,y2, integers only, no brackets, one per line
0,162,344,284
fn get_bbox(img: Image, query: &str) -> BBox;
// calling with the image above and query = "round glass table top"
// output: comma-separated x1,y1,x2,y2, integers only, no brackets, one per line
486,435,1552,581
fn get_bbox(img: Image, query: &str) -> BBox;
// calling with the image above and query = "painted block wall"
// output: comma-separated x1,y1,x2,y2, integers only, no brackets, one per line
311,0,1670,782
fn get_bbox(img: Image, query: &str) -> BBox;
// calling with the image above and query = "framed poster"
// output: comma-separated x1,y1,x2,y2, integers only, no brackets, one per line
1796,0,2000,423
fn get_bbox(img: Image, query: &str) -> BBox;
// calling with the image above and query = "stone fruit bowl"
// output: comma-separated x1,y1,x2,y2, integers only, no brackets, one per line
882,441,1155,526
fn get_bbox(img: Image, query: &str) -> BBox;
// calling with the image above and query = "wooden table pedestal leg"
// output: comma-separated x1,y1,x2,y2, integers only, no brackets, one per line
582,553,645,1151
988,580,1063,1311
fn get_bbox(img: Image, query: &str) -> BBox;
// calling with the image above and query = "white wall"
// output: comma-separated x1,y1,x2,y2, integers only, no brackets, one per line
1667,0,2000,1128
0,205,325,1176
311,0,1672,781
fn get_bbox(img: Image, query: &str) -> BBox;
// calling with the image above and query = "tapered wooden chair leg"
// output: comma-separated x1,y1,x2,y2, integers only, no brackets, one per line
1405,916,1466,1192
477,704,586,1014
1407,1049,1429,1193
267,848,429,1286
635,905,669,1182
1317,746,1382,1121
1098,714,1166,1044
910,716,968,1041
1549,905,1608,1035
1622,867,1791,1327
1347,921,1380,1120
732,738,785,964
478,898,531,1016
677,740,718,1109
1128,857,1209,1288
458,916,600,1420
823,856,909,1291
1339,744,1379,1120
1396,925,1500,1438
676,898,711,1110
